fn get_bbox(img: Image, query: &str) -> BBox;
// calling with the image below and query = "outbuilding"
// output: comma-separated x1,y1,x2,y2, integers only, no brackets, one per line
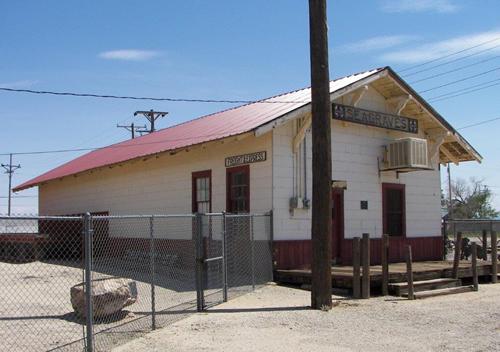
14,67,481,269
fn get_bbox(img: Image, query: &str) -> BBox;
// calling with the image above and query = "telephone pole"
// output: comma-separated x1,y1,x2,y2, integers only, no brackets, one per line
134,110,168,133
309,0,333,310
2,153,21,216
117,122,147,139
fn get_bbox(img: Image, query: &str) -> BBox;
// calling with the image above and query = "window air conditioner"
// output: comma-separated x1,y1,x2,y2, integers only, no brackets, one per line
385,138,429,170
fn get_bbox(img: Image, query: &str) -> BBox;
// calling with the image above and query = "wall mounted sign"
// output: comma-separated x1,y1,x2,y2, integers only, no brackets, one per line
332,103,418,134
225,151,267,167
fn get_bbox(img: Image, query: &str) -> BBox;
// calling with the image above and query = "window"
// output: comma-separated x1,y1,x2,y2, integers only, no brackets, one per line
192,170,211,213
226,165,250,213
382,183,405,237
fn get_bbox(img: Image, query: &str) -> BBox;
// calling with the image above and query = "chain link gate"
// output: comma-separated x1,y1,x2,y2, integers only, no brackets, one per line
0,212,272,351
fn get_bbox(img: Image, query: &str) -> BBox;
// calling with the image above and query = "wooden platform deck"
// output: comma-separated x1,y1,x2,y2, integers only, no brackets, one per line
274,260,499,290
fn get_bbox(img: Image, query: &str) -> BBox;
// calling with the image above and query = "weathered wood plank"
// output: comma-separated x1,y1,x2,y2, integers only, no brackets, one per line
362,233,370,299
352,237,361,299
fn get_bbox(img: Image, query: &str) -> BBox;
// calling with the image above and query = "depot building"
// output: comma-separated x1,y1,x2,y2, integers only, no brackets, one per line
15,67,481,269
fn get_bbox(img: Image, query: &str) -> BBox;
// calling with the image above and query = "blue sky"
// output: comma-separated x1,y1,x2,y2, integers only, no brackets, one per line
1,0,500,213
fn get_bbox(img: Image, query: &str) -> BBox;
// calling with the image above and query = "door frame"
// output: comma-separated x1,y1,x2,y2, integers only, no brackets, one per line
226,165,250,213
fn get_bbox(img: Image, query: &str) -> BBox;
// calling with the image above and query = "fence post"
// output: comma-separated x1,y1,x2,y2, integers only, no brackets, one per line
452,231,462,279
471,242,478,291
352,237,361,299
492,229,498,284
150,215,156,330
406,245,414,300
482,230,488,261
83,213,94,352
381,234,389,296
269,210,274,280
195,213,205,311
221,212,228,302
361,233,370,299
250,214,255,290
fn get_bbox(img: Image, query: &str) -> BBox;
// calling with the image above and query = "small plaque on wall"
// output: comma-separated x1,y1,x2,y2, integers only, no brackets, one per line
360,201,368,210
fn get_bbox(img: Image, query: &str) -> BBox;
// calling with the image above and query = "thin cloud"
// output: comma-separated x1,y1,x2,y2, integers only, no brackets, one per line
341,35,420,53
98,49,160,61
380,30,500,63
0,80,38,88
381,0,459,13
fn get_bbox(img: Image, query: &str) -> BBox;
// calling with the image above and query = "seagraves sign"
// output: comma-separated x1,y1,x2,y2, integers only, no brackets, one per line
332,103,418,134
225,151,267,167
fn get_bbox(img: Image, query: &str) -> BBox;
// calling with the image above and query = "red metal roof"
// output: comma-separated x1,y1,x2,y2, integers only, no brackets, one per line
14,68,384,191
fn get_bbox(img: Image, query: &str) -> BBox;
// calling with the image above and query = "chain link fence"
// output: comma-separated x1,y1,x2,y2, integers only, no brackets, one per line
0,212,272,352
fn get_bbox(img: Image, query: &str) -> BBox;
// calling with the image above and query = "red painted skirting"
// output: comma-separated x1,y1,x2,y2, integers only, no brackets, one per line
273,236,444,270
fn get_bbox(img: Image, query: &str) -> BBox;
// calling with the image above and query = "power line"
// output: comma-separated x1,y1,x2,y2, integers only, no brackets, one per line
457,116,500,130
0,87,308,104
398,36,500,74
401,42,500,78
428,80,500,103
0,130,251,156
427,77,500,101
409,55,500,84
418,66,500,93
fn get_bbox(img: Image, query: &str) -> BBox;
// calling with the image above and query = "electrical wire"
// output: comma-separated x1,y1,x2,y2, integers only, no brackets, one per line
0,130,252,156
398,36,500,74
427,77,500,101
428,80,500,103
401,42,500,78
418,66,500,93
0,87,308,104
457,116,500,130
409,55,500,84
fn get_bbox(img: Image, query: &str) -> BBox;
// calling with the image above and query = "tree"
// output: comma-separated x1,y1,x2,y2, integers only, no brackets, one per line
444,177,498,219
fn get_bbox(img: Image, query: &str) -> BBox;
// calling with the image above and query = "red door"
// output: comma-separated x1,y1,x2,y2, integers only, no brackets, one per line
331,189,344,264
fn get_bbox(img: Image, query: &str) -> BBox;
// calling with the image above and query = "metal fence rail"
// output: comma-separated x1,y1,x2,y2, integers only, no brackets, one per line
0,212,272,352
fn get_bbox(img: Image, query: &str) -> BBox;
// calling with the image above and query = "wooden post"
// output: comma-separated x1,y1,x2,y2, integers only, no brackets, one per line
452,231,462,279
381,234,390,296
352,237,361,299
471,242,478,291
362,233,370,299
406,245,414,300
482,230,488,261
492,230,498,284
309,0,333,310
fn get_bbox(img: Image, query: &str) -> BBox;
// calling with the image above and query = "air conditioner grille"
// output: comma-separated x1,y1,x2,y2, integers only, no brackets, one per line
386,138,428,169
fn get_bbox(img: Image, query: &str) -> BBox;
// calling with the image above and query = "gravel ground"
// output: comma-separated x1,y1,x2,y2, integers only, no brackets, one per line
114,283,500,352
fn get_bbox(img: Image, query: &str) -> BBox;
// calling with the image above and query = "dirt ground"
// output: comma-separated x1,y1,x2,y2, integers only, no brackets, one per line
0,260,200,351
114,283,500,352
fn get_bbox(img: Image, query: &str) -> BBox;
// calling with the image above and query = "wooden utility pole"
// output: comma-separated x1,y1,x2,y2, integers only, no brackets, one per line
308,0,333,310
1,153,21,216
134,110,168,133
117,122,147,139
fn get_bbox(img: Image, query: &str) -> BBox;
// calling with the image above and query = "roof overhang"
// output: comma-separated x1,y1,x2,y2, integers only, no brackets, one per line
255,67,481,164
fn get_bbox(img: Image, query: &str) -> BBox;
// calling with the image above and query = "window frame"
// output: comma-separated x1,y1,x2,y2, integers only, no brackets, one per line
382,183,406,237
226,165,250,213
192,170,212,213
